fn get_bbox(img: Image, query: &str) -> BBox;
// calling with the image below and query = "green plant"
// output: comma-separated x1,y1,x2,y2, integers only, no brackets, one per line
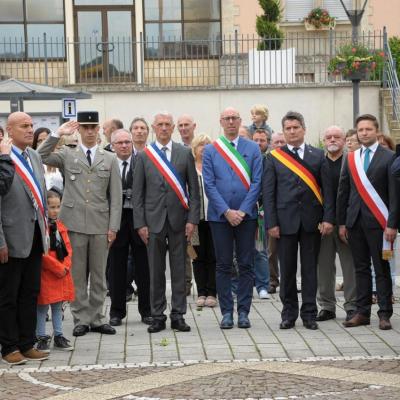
328,43,385,80
305,7,335,29
256,0,284,50
389,36,400,79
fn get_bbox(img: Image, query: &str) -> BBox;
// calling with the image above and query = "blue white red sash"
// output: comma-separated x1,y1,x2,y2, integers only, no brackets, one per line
144,143,189,210
348,148,393,259
10,148,47,223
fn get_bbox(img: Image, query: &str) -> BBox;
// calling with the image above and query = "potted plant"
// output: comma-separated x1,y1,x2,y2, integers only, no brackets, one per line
304,7,336,30
249,0,295,84
328,43,385,81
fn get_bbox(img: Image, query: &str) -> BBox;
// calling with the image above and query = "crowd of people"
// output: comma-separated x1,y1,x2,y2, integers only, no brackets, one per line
0,105,398,366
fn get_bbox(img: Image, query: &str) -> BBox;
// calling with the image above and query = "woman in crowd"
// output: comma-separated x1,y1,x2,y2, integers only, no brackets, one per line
191,134,217,308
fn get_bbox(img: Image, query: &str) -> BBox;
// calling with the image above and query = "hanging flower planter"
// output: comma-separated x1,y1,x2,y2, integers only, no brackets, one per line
304,8,336,30
328,43,385,81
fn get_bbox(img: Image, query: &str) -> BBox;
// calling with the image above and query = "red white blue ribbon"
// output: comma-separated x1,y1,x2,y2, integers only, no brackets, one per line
10,148,47,222
348,148,392,257
144,143,189,210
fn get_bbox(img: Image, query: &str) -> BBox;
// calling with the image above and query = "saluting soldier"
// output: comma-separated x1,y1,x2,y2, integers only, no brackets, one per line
39,112,122,337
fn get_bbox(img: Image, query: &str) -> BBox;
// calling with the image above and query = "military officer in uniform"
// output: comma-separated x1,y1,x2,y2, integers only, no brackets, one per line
39,112,122,337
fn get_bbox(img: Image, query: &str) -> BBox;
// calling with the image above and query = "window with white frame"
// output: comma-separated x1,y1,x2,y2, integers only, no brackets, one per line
284,0,314,22
322,0,352,20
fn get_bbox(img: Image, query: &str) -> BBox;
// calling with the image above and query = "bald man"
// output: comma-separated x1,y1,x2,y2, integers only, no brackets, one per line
317,126,357,323
203,107,262,329
0,112,49,365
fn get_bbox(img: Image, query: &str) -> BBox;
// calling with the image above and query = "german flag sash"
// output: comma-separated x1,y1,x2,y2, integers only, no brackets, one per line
348,148,393,259
271,147,323,205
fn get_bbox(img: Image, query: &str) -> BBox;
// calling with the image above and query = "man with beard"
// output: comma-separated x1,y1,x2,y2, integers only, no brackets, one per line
316,126,357,322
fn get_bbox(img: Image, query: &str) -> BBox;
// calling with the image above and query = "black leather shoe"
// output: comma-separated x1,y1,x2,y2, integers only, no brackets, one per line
171,318,191,332
141,316,153,325
267,286,277,294
109,317,122,326
316,310,336,321
72,325,89,337
345,310,356,322
238,312,251,329
91,324,116,335
147,320,166,333
303,320,318,330
279,320,295,329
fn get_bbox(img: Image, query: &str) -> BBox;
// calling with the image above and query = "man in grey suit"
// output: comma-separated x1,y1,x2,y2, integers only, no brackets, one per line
0,112,49,365
133,112,200,333
39,112,122,337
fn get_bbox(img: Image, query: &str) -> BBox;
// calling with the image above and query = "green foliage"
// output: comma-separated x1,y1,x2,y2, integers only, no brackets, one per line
305,7,335,29
389,36,400,79
328,43,385,81
256,0,284,51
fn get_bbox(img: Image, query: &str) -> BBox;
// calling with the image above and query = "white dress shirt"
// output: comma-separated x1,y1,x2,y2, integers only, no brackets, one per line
80,144,98,164
155,140,172,162
287,142,305,160
117,156,131,177
360,141,379,164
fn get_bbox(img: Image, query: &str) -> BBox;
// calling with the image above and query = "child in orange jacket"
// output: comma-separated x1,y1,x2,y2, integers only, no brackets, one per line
36,191,74,352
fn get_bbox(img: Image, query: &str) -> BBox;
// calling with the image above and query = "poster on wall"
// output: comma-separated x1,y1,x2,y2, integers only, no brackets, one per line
0,114,61,134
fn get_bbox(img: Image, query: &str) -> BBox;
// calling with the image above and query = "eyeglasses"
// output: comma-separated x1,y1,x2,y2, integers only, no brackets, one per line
65,144,77,148
221,116,241,122
113,140,132,146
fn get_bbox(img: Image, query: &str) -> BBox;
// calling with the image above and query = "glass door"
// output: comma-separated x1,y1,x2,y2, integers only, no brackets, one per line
74,5,135,82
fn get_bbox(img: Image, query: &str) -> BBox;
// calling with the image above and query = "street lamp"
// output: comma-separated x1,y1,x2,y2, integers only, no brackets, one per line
339,0,368,125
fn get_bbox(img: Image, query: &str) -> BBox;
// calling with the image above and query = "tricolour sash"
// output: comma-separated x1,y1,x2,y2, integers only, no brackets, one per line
10,148,47,223
144,143,189,210
271,147,323,204
213,136,251,190
348,148,393,259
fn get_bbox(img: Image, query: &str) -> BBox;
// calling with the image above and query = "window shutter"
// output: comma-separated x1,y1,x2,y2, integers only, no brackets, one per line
284,0,314,22
322,0,352,20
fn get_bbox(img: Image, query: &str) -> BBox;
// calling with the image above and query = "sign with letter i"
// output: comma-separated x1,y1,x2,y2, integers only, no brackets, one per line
62,98,77,118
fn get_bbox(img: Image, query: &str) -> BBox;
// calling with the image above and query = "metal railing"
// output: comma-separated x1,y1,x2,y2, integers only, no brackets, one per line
383,28,400,121
0,30,384,89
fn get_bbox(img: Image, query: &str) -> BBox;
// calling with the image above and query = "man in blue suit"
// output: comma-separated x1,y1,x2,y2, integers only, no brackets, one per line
203,107,262,329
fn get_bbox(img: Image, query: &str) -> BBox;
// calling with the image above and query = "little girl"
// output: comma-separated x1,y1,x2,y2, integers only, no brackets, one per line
36,190,74,352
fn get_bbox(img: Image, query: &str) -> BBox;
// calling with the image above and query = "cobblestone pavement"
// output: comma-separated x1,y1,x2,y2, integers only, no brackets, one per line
1,288,399,399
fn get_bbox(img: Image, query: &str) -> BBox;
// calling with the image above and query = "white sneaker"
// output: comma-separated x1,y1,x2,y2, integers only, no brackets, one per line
258,289,270,299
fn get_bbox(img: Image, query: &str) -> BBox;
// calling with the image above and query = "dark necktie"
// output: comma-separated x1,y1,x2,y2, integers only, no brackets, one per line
230,141,235,148
86,149,92,166
293,147,300,158
21,150,28,161
122,160,128,190
161,146,168,160
363,148,371,172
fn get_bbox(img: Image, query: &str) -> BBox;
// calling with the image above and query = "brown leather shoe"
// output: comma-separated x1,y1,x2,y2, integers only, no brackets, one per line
342,313,370,328
2,350,27,365
22,348,49,361
379,318,392,330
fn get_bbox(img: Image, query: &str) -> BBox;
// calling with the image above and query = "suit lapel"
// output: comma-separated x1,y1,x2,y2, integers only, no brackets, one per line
92,147,105,167
171,142,180,166
366,144,382,175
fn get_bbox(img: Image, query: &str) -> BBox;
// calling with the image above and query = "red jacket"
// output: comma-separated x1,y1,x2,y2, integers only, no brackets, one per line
37,220,74,305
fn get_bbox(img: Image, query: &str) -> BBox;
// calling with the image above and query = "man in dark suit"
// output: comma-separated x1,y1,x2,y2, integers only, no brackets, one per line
263,111,335,330
202,107,262,329
108,129,151,327
0,112,49,365
338,114,398,330
133,112,200,333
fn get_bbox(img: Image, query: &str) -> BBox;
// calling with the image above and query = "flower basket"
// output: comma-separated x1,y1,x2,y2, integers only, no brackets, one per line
305,19,336,31
304,8,336,30
328,43,385,81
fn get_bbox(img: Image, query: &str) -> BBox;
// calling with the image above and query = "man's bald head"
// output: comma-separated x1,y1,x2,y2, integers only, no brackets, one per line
220,107,241,139
177,114,196,146
7,112,34,150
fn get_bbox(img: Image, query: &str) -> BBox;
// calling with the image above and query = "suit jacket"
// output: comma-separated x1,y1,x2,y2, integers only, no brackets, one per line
337,145,398,229
202,136,262,222
132,141,200,233
39,136,122,234
263,144,335,234
0,146,48,257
